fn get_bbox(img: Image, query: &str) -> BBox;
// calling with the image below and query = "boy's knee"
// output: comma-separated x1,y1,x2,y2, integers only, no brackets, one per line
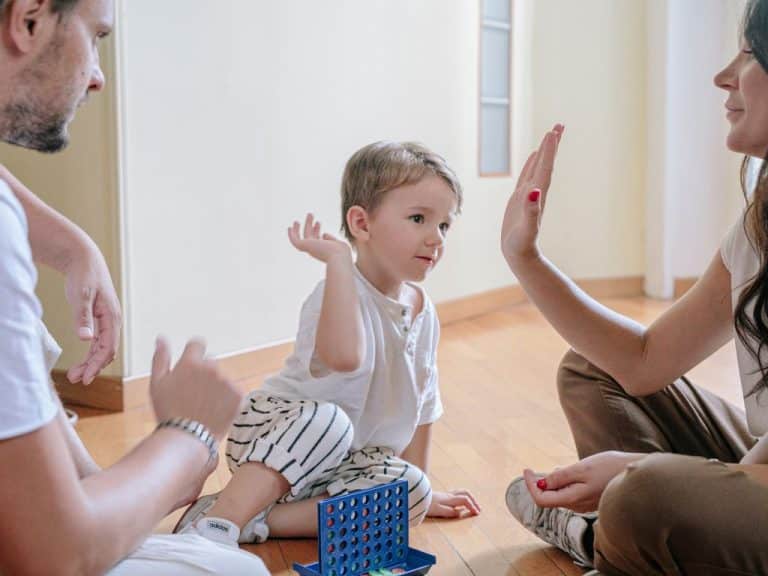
305,402,354,448
404,466,432,526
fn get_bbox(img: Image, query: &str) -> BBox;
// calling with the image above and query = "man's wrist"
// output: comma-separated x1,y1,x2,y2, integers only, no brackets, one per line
156,417,218,462
59,231,100,275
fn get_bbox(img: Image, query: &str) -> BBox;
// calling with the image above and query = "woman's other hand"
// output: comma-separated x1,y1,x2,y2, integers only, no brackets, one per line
522,450,645,513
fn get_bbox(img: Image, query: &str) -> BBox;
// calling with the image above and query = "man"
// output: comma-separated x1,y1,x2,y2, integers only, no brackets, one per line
0,1,269,574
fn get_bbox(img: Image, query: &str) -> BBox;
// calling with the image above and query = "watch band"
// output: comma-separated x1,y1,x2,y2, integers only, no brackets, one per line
157,417,218,461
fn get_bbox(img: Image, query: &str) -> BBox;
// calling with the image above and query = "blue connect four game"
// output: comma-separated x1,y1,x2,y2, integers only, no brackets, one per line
293,480,436,576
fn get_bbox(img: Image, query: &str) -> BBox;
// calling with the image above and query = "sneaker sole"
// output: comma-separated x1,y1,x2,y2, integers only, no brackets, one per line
505,476,530,520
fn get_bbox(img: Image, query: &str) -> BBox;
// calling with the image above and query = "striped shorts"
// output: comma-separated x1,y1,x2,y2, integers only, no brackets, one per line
226,393,432,525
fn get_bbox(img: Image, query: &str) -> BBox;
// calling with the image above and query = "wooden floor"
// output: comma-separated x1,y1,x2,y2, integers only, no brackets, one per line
73,297,742,576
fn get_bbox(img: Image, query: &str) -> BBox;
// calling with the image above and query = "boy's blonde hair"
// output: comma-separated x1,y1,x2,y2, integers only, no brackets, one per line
341,141,463,242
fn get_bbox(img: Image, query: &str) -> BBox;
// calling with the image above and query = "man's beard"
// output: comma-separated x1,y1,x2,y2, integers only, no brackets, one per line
1,100,70,153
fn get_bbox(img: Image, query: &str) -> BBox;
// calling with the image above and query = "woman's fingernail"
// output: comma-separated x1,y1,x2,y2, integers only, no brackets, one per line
528,190,541,202
536,478,548,490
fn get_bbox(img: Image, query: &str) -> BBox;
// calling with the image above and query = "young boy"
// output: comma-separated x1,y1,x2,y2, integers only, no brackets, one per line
175,141,480,546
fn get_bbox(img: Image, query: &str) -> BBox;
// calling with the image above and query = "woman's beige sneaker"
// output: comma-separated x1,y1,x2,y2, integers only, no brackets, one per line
505,476,596,569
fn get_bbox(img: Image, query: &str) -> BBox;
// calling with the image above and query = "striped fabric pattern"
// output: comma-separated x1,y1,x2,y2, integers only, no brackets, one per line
227,393,432,525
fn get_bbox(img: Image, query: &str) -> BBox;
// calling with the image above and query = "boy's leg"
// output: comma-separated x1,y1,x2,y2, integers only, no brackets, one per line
326,447,432,526
260,461,354,538
557,349,756,460
206,462,289,527
267,496,325,537
106,534,270,576
595,453,768,575
178,394,353,540
267,447,432,537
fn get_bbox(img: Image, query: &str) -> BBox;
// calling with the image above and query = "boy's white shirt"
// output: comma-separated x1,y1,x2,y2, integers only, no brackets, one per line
260,266,443,455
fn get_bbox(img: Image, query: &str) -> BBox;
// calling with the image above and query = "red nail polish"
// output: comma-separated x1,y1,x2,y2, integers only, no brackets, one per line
537,478,548,490
528,190,541,202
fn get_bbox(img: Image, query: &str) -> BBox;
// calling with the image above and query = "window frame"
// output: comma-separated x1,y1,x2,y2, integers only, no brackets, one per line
478,0,513,178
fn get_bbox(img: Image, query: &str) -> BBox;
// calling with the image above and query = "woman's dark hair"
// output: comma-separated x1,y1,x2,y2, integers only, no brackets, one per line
733,0,768,396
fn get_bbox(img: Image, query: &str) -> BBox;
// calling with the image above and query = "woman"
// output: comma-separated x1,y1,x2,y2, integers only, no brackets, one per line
501,0,768,574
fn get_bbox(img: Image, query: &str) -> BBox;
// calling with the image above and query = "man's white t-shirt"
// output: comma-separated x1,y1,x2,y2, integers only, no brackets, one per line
721,214,768,436
260,267,443,455
0,180,59,440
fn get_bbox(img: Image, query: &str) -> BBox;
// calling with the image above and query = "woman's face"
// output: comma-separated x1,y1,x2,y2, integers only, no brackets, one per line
714,41,768,157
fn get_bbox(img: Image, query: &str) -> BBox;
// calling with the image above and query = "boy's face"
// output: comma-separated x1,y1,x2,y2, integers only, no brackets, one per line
365,175,458,283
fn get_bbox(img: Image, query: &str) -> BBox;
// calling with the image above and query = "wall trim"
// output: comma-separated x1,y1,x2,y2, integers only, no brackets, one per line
53,372,125,412
60,276,645,411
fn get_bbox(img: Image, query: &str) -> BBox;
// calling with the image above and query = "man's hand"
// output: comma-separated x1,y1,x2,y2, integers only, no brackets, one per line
150,338,243,441
64,244,121,384
427,489,481,518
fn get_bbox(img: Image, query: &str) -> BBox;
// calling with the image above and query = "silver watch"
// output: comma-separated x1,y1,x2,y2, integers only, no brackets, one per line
157,417,218,461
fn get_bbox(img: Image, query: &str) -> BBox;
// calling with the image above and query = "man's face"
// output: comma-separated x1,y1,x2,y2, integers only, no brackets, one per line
3,0,114,152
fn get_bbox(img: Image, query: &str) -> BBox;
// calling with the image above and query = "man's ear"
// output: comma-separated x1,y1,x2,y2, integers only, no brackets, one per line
346,205,371,242
4,0,56,55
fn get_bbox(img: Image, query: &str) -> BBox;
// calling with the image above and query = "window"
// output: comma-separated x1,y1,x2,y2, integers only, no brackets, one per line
479,0,511,176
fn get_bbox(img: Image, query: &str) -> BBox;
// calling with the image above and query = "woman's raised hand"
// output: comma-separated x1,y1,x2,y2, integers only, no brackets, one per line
288,213,352,264
501,124,564,266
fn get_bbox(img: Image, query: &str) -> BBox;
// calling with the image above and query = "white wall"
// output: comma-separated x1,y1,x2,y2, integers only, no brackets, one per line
527,0,647,279
0,1,748,380
116,0,652,377
645,0,746,297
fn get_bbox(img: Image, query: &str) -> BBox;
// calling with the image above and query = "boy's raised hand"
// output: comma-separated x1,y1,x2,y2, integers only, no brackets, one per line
288,213,352,263
500,124,564,266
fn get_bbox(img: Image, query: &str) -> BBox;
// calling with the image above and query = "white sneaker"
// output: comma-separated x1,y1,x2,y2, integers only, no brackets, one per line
505,476,596,568
174,493,219,535
174,492,272,544
192,517,241,547
239,504,273,544
65,408,78,426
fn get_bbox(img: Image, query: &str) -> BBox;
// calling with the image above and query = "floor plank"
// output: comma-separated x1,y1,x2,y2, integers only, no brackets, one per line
71,296,740,575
